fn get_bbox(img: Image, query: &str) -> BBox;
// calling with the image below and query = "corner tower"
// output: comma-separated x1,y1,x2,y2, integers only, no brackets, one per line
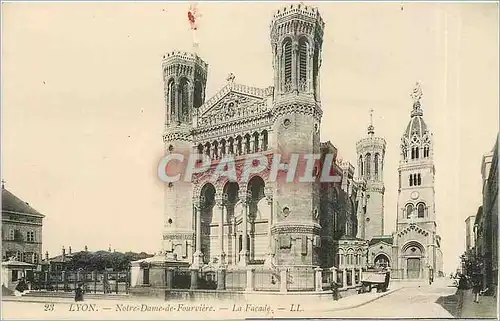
162,51,208,261
269,4,325,266
356,110,386,241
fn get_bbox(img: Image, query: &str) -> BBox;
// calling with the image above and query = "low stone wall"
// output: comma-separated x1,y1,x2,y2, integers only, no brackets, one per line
129,286,360,303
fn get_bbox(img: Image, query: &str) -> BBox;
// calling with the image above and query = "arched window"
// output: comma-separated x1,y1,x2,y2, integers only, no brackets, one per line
261,130,269,151
298,38,308,85
417,173,421,186
411,147,415,160
359,155,364,176
374,153,379,180
417,203,425,218
282,39,292,86
409,175,413,187
193,80,203,108
167,80,175,116
424,146,429,158
415,147,420,159
406,204,414,219
365,153,371,178
178,78,190,119
197,144,203,155
228,137,234,154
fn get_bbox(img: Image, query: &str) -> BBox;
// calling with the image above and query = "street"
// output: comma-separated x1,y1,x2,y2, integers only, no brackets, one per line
1,278,497,319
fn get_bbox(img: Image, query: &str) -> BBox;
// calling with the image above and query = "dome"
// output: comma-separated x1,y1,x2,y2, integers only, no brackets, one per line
404,115,428,138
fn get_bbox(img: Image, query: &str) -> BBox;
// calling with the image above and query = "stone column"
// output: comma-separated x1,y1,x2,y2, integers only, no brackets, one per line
291,41,298,91
342,268,347,289
216,198,226,265
190,269,198,290
232,216,237,265
174,83,179,123
352,268,357,285
264,192,274,267
239,193,249,266
259,134,265,152
192,202,203,269
249,137,255,154
217,268,226,290
165,268,174,289
246,268,254,291
315,267,323,292
280,269,288,293
330,267,337,286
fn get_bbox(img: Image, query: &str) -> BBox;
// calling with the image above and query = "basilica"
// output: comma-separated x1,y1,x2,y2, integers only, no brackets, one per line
132,4,443,292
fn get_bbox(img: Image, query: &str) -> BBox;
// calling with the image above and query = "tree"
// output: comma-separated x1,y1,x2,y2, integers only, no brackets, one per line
69,251,153,271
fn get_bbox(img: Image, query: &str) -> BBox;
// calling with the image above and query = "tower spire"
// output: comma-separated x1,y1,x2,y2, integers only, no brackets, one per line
367,108,375,135
410,81,424,117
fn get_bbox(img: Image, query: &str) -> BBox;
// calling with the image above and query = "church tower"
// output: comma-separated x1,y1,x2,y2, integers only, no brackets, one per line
392,82,442,279
356,110,386,241
161,51,208,261
269,4,324,266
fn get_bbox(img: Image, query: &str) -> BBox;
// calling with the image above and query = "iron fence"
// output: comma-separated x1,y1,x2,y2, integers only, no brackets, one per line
322,269,334,290
254,269,280,291
225,269,246,291
287,267,315,292
26,270,130,294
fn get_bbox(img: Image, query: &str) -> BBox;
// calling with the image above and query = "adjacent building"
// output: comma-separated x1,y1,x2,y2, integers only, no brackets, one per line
475,134,498,295
465,215,476,251
2,183,45,264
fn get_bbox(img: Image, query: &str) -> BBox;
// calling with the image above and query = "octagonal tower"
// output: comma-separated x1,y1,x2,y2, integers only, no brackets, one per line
161,51,208,262
269,4,325,266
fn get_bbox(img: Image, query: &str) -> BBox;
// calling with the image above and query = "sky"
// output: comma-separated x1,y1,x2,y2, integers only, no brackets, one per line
2,2,498,273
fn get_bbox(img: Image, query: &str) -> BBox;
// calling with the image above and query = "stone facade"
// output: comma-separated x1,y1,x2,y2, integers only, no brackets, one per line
392,84,443,280
2,185,45,264
159,4,364,280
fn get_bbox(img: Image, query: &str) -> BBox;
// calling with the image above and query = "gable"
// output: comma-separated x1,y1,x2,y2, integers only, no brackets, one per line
196,83,272,127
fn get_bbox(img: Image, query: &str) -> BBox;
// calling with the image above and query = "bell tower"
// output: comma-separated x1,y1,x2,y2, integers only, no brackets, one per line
355,110,386,241
269,4,325,266
161,51,208,261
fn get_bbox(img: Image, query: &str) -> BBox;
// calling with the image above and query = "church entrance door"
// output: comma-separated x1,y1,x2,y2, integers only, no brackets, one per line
407,258,421,279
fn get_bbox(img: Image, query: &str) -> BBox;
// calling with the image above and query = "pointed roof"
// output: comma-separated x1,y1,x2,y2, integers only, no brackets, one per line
2,187,45,217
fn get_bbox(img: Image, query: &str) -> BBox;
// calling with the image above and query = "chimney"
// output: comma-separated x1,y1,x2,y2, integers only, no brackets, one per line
108,245,112,252
62,246,66,260
69,246,72,255
45,251,49,261
84,245,88,252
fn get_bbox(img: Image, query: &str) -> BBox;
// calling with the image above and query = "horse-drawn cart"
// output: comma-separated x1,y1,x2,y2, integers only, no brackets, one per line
359,268,390,293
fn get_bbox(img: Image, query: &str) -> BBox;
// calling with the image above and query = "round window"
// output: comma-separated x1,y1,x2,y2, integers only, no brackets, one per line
283,119,291,127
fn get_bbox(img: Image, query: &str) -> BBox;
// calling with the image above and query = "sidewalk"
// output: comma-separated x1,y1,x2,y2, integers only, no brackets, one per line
2,285,404,312
459,289,498,318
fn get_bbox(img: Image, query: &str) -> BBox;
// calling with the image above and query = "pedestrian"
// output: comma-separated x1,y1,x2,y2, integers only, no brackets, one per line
74,283,84,302
472,275,482,303
428,268,434,285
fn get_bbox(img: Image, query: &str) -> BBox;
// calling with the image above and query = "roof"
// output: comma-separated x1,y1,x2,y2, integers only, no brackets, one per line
2,259,36,268
369,235,394,245
2,187,45,217
404,115,428,138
